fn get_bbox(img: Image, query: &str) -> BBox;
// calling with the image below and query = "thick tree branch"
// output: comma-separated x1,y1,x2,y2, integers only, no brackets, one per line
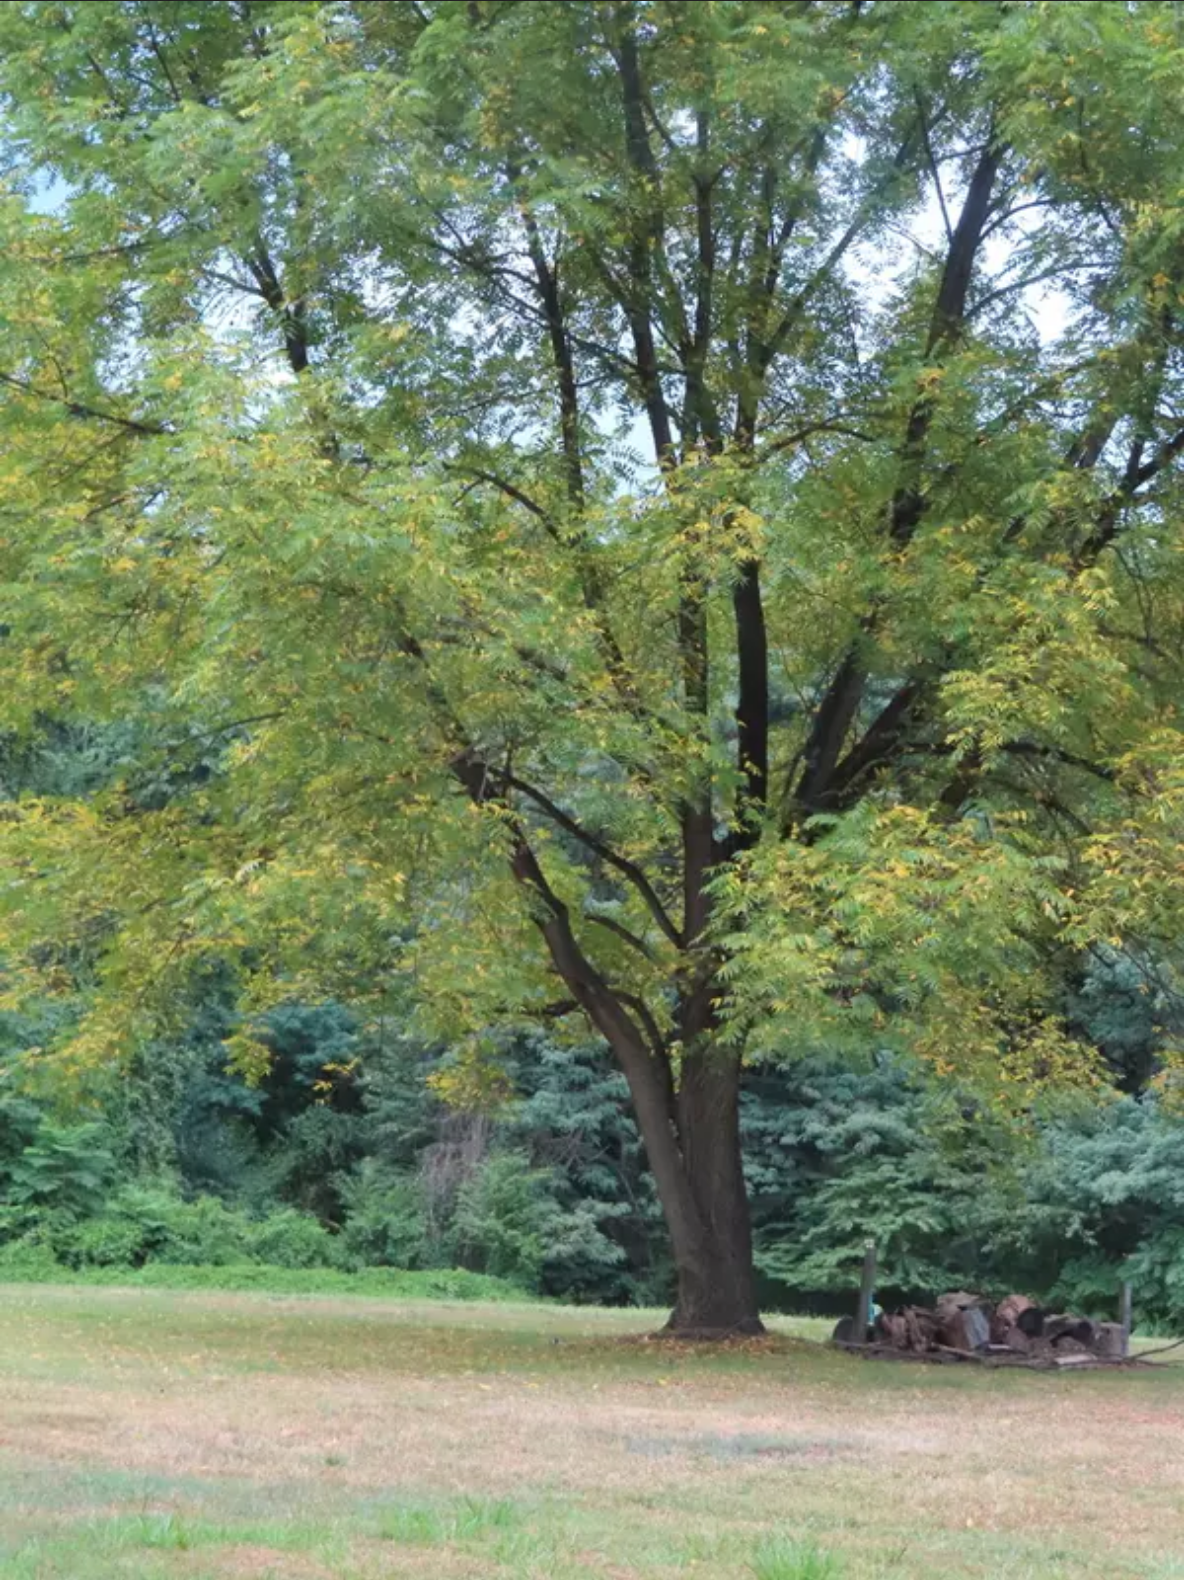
450,749,683,1184
0,371,166,436
792,136,1002,822
610,17,714,946
1075,424,1184,566
501,770,682,948
245,243,309,376
517,198,586,507
614,989,668,1059
823,677,926,809
732,557,768,826
613,21,676,464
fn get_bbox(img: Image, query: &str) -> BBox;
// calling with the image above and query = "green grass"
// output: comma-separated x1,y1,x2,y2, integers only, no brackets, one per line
375,1495,520,1543
751,1538,844,1580
0,1281,1180,1578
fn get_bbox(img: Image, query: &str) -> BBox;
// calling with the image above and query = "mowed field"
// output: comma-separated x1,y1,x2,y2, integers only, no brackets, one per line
1,1286,1183,1579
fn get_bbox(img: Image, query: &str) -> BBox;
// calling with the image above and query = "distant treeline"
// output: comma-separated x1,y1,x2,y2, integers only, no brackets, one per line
3,950,1182,1326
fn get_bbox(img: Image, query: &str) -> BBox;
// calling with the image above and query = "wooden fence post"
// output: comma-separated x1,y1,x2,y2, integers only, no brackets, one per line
1120,1280,1132,1358
854,1239,877,1346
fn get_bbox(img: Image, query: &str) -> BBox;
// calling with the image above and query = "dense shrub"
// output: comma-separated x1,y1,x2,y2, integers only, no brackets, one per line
0,1180,345,1273
0,1252,526,1301
441,1150,625,1296
337,1162,429,1269
0,1118,116,1227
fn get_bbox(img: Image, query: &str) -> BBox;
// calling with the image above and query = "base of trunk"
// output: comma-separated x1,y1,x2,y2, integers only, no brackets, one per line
658,1313,767,1341
662,1279,766,1339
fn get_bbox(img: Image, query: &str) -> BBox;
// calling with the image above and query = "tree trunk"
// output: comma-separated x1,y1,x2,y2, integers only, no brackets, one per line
665,1044,763,1336
665,1209,763,1338
489,812,763,1339
602,1019,763,1338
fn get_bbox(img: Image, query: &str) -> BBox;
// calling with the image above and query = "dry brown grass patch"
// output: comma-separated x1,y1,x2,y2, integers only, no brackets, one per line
3,1286,1184,1578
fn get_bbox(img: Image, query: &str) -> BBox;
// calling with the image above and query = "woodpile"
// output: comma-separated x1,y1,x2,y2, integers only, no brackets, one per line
834,1290,1128,1368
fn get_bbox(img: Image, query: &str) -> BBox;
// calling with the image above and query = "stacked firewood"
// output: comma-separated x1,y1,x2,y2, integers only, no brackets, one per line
862,1290,1126,1362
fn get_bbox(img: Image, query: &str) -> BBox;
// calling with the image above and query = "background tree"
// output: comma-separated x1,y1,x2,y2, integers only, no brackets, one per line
3,1,1184,1333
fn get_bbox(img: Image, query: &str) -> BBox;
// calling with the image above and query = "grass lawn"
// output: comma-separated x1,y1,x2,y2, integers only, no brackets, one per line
1,1284,1182,1578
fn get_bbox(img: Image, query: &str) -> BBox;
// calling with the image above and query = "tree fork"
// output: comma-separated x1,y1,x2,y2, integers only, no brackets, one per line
453,748,761,1336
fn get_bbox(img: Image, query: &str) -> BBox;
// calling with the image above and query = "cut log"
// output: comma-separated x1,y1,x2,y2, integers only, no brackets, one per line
935,1291,993,1352
875,1311,910,1350
846,1293,1115,1367
1091,1321,1127,1360
832,1314,873,1345
991,1293,1037,1343
1045,1314,1096,1348
935,1289,980,1309
872,1307,937,1352
1016,1305,1045,1338
903,1305,938,1352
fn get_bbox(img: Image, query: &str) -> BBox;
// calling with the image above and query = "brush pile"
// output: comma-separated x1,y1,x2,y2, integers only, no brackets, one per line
833,1290,1127,1367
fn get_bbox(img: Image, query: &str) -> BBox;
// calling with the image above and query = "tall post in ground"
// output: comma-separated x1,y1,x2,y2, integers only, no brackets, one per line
854,1240,877,1346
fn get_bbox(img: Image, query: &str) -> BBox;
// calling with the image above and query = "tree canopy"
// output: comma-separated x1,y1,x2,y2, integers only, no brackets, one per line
3,0,1184,1330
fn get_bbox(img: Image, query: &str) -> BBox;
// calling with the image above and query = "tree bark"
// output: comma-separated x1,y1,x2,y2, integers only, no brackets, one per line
576,987,761,1337
604,1027,761,1337
665,1043,763,1335
452,752,762,1338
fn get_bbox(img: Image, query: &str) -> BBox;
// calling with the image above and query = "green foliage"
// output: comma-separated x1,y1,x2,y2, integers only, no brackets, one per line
743,1057,1018,1304
0,1253,525,1301
1063,947,1172,1094
0,999,659,1301
0,1087,48,1183
346,1030,664,1301
6,0,1184,1320
744,1055,1184,1329
750,1538,843,1580
3,1183,345,1272
502,1037,665,1301
449,1150,622,1292
337,1162,429,1270
4,0,1183,1096
2,1120,115,1223
14,994,1184,1322
989,1097,1184,1326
